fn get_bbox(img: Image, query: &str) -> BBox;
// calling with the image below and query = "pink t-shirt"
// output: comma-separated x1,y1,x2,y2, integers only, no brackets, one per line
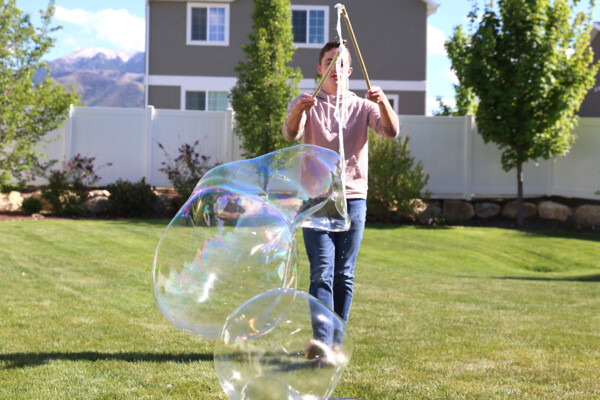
283,90,399,199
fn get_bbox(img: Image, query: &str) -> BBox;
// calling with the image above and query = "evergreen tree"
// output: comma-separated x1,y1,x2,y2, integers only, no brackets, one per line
230,0,301,158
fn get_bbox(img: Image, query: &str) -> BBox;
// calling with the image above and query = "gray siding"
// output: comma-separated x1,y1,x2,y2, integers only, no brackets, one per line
290,0,427,82
148,1,251,76
579,33,600,117
147,0,429,114
148,85,181,109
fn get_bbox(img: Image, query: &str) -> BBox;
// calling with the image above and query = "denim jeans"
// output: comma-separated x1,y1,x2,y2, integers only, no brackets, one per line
302,198,366,345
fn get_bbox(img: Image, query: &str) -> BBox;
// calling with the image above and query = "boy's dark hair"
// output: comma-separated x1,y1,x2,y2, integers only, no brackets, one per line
319,40,351,65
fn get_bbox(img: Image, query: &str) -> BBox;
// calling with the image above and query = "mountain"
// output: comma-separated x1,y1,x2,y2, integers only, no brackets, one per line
38,48,145,108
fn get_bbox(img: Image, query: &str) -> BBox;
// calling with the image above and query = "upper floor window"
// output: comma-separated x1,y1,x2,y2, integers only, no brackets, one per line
292,5,328,48
187,3,229,46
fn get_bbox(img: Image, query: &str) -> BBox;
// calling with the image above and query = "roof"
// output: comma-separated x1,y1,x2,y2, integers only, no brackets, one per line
422,0,440,16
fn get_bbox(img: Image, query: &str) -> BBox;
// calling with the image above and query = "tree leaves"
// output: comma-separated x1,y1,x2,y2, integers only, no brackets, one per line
230,0,301,158
0,0,80,189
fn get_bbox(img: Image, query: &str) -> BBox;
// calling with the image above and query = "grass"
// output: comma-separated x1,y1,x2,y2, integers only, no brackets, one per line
0,220,599,399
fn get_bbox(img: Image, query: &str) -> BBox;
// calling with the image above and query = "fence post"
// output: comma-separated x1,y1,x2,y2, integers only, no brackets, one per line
61,104,75,163
144,105,155,184
463,115,474,199
224,110,234,163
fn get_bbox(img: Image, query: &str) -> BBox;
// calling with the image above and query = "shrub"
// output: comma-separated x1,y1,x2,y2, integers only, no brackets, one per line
106,178,157,218
158,141,216,204
42,154,110,216
21,196,43,215
367,130,430,222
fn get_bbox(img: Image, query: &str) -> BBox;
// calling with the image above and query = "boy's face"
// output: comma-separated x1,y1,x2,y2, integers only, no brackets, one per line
317,47,353,95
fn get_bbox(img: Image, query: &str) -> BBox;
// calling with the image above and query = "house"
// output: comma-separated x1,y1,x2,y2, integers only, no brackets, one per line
144,0,439,115
579,21,600,117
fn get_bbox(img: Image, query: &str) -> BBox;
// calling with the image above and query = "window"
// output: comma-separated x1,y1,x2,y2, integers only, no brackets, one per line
291,6,328,48
186,91,229,111
187,3,229,46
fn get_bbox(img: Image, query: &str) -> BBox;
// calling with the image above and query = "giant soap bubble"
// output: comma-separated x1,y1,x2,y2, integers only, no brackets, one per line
153,144,350,339
214,289,353,400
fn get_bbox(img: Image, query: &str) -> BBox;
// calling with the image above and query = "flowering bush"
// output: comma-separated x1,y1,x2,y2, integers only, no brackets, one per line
158,141,216,204
367,130,430,222
42,154,111,216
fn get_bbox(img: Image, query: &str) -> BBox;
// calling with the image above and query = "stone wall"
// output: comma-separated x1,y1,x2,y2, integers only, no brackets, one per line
424,197,600,231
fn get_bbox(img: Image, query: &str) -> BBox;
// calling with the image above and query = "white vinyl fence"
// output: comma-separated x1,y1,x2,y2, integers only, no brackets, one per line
37,106,600,200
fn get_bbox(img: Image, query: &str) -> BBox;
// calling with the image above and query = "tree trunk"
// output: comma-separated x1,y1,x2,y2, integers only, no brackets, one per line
516,163,524,225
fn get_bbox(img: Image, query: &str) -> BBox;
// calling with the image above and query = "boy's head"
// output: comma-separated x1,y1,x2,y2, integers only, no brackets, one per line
318,40,351,66
317,40,353,94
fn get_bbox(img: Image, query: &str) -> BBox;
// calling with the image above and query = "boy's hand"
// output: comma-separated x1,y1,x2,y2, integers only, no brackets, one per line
366,86,388,104
294,93,317,112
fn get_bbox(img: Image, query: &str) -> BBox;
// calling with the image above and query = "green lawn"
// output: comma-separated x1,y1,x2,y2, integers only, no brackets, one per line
1,220,599,399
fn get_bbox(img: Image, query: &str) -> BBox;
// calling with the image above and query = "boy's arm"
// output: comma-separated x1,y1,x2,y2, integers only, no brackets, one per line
283,94,316,141
367,86,400,138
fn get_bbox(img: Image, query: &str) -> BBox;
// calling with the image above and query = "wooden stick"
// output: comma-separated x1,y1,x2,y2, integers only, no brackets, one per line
312,51,340,98
341,7,371,90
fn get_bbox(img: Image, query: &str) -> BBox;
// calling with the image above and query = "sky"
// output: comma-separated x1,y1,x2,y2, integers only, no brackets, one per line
15,0,599,115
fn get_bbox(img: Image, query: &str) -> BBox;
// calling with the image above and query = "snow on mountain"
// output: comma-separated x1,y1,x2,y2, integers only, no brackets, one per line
37,47,146,108
59,47,140,63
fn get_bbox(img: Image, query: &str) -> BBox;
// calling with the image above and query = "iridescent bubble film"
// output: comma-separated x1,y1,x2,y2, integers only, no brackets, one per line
214,289,353,400
153,144,350,339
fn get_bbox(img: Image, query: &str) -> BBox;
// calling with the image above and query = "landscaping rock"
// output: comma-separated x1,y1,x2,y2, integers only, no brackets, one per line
501,200,537,219
84,190,110,216
575,205,600,228
475,202,501,219
538,201,572,222
419,202,442,219
443,200,474,220
0,191,24,212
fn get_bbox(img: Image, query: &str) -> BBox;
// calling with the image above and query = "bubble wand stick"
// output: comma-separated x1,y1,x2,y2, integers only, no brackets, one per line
340,5,371,90
312,51,340,98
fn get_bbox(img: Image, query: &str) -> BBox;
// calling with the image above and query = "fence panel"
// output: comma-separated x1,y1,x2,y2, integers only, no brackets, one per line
552,118,600,199
398,116,468,198
32,107,600,201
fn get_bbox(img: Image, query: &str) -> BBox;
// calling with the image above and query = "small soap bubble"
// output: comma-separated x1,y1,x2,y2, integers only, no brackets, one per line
214,289,353,400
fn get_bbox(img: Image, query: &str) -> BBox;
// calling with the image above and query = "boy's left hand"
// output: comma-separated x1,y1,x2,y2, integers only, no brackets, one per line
366,86,387,104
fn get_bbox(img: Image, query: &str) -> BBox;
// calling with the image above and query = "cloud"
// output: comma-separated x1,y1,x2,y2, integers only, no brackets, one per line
427,24,447,56
446,68,459,85
426,96,456,116
55,6,145,51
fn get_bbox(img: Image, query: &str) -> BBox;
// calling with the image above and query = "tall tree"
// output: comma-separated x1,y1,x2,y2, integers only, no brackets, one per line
0,0,79,189
230,0,301,158
446,0,598,224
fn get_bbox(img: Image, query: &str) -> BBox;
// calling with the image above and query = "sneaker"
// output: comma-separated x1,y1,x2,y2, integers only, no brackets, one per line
331,345,347,365
305,339,333,365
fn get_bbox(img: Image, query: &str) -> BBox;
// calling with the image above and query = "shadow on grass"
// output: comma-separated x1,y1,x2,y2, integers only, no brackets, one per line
367,223,453,230
0,351,212,369
499,274,600,282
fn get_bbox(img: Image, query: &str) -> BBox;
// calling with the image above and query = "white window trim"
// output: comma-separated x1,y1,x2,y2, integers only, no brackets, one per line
291,5,329,49
386,94,399,114
186,2,230,46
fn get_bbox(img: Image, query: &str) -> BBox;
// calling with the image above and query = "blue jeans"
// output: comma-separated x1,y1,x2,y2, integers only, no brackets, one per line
302,198,366,345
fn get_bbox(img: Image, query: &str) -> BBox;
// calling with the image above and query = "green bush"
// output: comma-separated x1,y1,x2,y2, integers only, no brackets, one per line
367,130,430,222
42,171,87,216
158,141,216,205
21,196,43,215
42,154,109,216
106,178,157,218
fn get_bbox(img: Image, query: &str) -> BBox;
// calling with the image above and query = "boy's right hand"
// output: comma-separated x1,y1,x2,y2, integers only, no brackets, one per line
293,93,317,112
